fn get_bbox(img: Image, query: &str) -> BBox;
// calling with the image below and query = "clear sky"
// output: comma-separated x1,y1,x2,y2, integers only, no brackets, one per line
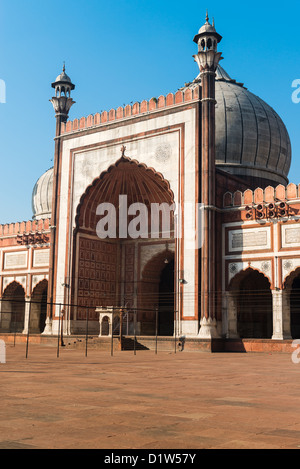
0,0,299,224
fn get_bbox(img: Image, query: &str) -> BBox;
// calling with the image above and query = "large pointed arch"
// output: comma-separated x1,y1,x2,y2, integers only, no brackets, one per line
70,156,176,335
75,155,175,232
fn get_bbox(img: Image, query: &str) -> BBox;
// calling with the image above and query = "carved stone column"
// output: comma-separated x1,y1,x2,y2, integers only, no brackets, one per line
22,298,31,335
226,291,240,339
272,290,292,340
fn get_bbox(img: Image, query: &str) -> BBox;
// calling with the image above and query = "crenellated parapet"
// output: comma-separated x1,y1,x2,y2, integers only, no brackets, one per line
223,184,300,221
0,218,50,238
60,86,201,135
223,183,300,208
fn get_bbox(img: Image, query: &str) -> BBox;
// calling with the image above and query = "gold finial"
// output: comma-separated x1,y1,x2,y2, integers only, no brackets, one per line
63,61,66,73
206,10,209,23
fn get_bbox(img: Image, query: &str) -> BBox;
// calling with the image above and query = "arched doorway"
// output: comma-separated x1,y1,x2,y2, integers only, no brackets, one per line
1,282,25,333
72,156,175,334
159,259,175,336
229,268,272,339
31,280,48,334
101,316,110,336
286,269,300,339
290,276,300,338
140,249,175,335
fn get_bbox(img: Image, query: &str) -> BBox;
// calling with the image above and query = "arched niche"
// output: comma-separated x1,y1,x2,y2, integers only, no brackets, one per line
1,282,26,333
139,249,175,336
30,279,48,334
284,267,300,338
71,156,175,334
228,268,273,339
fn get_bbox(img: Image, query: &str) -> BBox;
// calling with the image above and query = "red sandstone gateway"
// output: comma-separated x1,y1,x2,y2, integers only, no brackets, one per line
0,15,297,352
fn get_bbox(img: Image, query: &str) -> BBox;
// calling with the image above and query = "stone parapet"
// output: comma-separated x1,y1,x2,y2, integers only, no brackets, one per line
60,86,201,135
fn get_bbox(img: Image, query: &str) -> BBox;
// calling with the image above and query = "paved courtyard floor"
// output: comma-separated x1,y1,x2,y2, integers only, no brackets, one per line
0,344,300,449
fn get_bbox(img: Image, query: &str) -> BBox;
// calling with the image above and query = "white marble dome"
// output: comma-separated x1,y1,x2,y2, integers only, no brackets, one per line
32,167,53,220
215,66,291,185
185,65,292,186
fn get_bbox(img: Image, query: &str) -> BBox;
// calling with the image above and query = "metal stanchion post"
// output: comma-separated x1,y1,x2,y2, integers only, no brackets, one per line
13,310,17,347
111,309,114,357
25,300,31,359
61,309,65,347
174,309,177,354
120,308,123,351
134,309,137,356
85,309,89,357
57,304,61,358
155,306,158,355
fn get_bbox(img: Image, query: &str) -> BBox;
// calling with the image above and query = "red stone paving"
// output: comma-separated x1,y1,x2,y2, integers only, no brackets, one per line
0,344,300,449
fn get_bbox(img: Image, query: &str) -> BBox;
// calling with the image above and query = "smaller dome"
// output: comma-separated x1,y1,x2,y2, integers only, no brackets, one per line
198,22,216,35
55,70,72,84
32,168,53,220
51,65,75,91
193,15,222,44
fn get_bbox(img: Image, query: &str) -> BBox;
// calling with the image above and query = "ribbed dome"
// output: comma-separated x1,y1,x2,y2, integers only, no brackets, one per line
185,65,291,186
215,66,291,185
32,167,53,220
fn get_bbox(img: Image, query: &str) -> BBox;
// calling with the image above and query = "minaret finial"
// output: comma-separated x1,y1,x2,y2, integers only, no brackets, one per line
206,10,209,23
121,145,127,158
63,61,65,73
212,17,215,28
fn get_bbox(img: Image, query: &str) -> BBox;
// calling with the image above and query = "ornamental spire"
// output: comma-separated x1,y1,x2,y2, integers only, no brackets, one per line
193,13,223,72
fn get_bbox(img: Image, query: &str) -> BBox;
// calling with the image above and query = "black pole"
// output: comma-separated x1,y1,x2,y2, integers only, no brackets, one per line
155,306,158,355
85,309,89,357
119,308,123,352
25,301,31,359
111,309,114,357
174,308,177,354
61,310,65,347
57,304,61,358
134,309,136,356
13,309,17,347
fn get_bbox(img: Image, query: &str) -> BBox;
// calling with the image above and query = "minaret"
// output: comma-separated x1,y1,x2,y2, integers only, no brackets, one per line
45,66,75,334
193,14,223,338
50,64,76,125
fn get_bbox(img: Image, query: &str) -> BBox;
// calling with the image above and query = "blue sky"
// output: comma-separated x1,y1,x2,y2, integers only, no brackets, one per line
0,0,300,224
